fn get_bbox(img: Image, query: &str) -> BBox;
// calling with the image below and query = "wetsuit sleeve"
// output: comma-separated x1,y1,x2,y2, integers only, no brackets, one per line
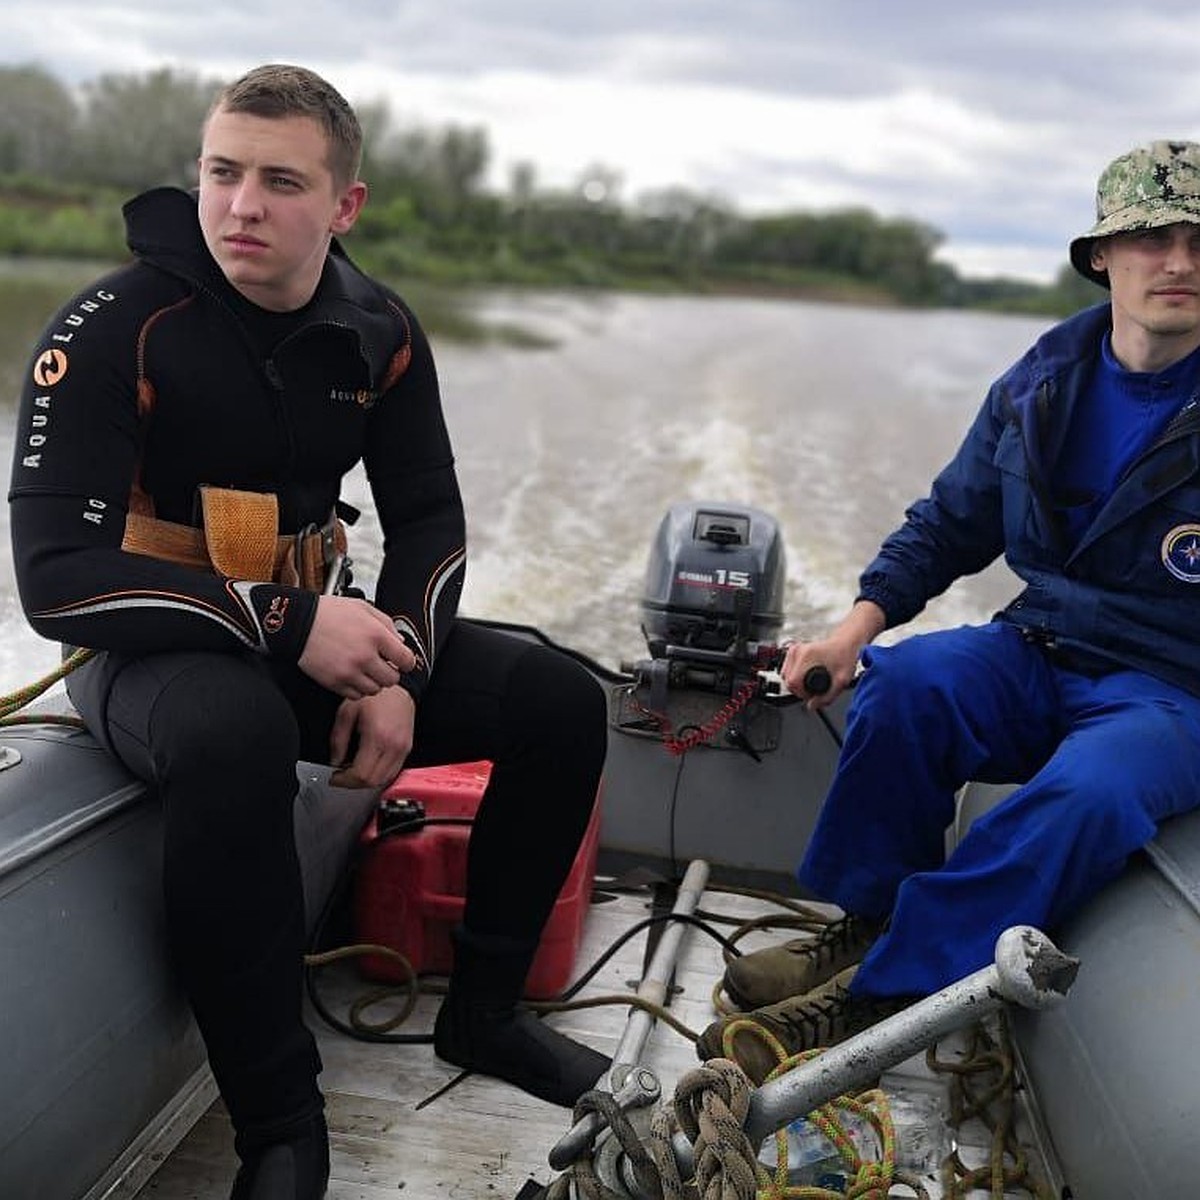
7,275,318,659
364,306,466,701
856,383,1008,627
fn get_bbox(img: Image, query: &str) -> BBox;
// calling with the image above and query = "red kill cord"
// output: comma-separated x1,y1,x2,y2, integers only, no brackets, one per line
639,678,761,756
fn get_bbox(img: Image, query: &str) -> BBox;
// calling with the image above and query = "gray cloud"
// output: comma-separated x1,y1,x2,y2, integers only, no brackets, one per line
4,0,1199,279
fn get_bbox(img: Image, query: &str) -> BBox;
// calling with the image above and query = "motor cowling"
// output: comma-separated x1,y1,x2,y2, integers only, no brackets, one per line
639,501,785,664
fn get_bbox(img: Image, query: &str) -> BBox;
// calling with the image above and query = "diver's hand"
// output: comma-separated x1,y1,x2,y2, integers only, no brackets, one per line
298,594,415,699
329,686,416,788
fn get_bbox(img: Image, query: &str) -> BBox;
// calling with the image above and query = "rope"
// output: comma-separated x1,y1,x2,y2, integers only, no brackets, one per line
527,992,704,1044
303,943,424,1036
546,1052,925,1200
670,1060,760,1199
301,813,1051,1200
716,1019,915,1200
545,1083,671,1200
927,1014,1054,1200
287,732,1048,1200
0,646,93,727
302,840,1050,1199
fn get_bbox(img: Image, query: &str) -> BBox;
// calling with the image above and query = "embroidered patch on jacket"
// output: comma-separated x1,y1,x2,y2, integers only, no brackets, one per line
1162,524,1200,582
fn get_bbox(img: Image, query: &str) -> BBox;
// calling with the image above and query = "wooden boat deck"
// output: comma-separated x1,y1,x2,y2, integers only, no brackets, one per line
131,880,1057,1200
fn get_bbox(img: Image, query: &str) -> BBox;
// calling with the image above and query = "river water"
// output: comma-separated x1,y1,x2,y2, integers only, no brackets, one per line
0,283,1051,695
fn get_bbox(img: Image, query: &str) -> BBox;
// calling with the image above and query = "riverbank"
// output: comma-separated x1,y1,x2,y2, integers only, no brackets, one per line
0,248,1068,394
0,259,559,383
0,175,1100,320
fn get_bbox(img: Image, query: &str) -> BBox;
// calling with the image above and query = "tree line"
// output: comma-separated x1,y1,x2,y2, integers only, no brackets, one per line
0,63,1103,313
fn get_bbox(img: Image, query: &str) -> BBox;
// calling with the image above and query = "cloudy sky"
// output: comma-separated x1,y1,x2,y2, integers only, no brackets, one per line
3,0,1199,282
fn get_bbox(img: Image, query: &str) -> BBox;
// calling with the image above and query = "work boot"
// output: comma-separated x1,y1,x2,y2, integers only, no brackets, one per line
723,914,882,1011
230,1112,329,1200
696,966,915,1084
434,926,611,1107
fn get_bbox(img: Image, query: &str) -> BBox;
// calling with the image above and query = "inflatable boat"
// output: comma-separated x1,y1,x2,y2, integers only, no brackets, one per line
1,500,1194,1199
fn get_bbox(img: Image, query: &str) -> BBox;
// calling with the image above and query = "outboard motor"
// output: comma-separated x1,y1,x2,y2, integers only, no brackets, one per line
630,501,785,700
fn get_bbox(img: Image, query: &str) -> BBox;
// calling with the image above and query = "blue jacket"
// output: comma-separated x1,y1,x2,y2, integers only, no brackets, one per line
858,302,1200,695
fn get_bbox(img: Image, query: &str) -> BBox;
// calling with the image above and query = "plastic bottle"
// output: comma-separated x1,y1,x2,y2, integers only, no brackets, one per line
758,1111,877,1189
884,1083,952,1174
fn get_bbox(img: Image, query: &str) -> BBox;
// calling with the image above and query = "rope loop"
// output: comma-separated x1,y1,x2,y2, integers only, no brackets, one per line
664,1059,760,1200
928,1015,1054,1199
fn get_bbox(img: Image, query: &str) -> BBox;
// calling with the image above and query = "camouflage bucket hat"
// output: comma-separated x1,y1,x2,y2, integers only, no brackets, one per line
1069,140,1200,287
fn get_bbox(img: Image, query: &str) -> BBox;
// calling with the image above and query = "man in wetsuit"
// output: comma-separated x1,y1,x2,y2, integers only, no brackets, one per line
9,64,608,1199
696,139,1200,1083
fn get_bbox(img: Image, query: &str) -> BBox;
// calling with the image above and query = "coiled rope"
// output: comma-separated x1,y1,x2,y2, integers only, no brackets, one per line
546,1055,917,1200
531,893,1051,1200
927,1014,1053,1200
313,891,1051,1198
542,1014,1052,1200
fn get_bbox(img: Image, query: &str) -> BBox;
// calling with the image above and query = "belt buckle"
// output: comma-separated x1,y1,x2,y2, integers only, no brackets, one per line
319,522,352,595
319,522,339,565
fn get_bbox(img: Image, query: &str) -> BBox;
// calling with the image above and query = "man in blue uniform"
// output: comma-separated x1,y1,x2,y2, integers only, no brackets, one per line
699,140,1200,1083
10,65,608,1198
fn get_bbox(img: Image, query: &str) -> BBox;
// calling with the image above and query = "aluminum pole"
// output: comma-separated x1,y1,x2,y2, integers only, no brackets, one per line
548,857,711,1172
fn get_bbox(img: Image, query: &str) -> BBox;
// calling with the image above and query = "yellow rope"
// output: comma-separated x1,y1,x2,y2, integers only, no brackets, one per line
0,646,94,726
688,892,1049,1200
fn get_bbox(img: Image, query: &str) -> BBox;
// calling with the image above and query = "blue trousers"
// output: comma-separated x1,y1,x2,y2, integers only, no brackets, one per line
798,622,1200,997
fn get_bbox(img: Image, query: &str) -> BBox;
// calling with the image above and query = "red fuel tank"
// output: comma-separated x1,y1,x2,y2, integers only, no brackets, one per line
353,761,601,999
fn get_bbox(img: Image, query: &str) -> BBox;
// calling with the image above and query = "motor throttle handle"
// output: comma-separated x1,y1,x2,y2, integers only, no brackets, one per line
803,665,832,696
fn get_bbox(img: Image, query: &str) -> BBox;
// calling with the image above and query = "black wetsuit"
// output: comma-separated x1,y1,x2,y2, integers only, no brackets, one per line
8,187,606,1146
10,186,464,680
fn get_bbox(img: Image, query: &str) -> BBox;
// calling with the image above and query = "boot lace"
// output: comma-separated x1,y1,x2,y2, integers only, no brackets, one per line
770,979,908,1052
791,914,878,970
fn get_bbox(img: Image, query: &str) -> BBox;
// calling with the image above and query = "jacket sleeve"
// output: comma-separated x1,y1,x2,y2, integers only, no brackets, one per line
857,382,1009,628
364,305,466,701
7,275,319,660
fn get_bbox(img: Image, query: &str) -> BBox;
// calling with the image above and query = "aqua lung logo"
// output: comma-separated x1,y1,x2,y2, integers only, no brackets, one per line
1162,525,1200,582
21,289,117,472
329,386,376,408
33,348,68,387
23,349,70,470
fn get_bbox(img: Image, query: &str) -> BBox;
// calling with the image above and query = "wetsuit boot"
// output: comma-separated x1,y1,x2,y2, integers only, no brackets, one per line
230,1112,330,1200
433,926,611,1106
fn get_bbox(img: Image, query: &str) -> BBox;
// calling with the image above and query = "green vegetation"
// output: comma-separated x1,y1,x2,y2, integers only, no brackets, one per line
0,267,110,402
0,63,1107,316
